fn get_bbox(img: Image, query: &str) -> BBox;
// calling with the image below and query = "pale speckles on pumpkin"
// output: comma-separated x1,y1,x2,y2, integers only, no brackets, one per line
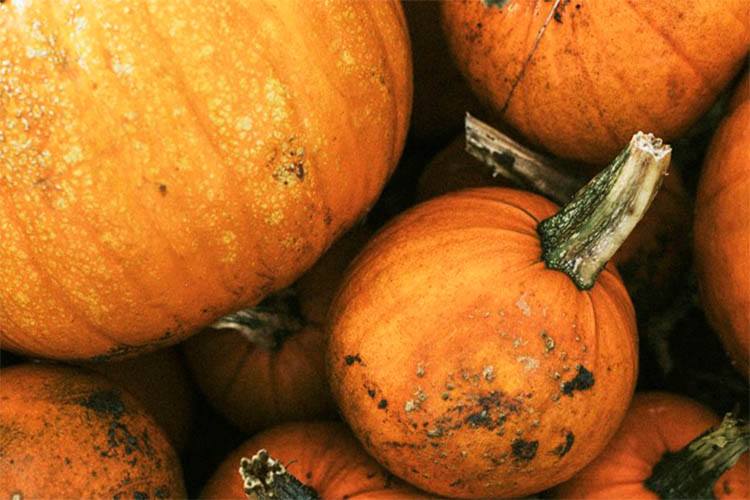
515,294,531,316
517,356,540,372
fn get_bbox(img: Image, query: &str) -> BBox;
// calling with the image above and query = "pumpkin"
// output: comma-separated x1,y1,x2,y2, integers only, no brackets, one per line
183,226,371,434
0,363,185,498
201,421,427,499
82,347,194,451
328,133,671,497
552,392,750,499
441,0,749,164
403,0,481,143
0,0,412,361
694,75,750,375
418,130,692,318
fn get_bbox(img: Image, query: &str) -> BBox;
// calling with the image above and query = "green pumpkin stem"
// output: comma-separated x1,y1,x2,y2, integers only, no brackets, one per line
644,415,750,499
464,113,584,205
240,450,320,500
211,289,304,350
537,132,671,290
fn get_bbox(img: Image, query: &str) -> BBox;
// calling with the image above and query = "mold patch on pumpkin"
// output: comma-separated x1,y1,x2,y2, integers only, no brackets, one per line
561,365,595,396
344,354,362,366
553,431,575,457
378,399,388,410
77,390,125,419
511,438,538,461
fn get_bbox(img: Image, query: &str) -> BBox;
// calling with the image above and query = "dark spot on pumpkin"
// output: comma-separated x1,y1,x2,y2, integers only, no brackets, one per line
305,471,312,480
511,438,538,461
562,365,595,396
483,0,509,8
77,390,125,419
154,486,170,499
553,0,571,23
158,184,167,195
103,421,141,458
367,389,376,398
344,354,362,366
723,480,733,494
378,399,388,410
553,431,575,457
133,492,148,500
64,457,71,465
450,479,463,487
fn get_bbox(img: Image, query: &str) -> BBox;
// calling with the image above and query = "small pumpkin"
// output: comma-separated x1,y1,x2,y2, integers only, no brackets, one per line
441,0,749,164
418,129,692,318
200,421,428,499
0,0,412,360
183,226,371,434
552,392,750,499
82,347,195,451
0,363,185,498
328,133,671,497
694,74,750,375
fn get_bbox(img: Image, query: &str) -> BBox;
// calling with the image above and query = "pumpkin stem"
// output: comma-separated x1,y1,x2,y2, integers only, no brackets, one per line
239,449,320,500
537,132,671,290
644,415,750,499
464,113,584,205
211,289,304,351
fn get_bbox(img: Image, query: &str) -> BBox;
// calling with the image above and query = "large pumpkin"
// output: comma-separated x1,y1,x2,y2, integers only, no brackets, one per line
553,392,750,499
82,347,195,451
328,133,670,497
0,363,185,498
201,421,428,499
183,226,370,434
694,75,750,375
0,0,412,360
441,0,749,164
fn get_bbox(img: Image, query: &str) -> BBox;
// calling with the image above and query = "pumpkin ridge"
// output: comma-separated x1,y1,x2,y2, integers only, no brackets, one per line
500,0,562,115
621,0,714,91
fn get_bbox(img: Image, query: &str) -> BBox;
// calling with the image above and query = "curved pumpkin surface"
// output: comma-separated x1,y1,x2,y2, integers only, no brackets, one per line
184,226,370,434
328,188,638,498
694,94,750,374
83,347,195,451
417,136,692,317
441,0,749,164
0,0,412,360
552,392,750,499
0,364,185,499
201,421,427,499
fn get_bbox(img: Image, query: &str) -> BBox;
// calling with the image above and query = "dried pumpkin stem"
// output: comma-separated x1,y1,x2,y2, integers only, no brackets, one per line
211,289,304,351
240,450,320,500
537,132,671,290
644,415,750,499
464,113,584,205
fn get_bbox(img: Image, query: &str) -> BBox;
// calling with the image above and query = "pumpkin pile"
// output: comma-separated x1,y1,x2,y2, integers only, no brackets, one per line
1,1,748,498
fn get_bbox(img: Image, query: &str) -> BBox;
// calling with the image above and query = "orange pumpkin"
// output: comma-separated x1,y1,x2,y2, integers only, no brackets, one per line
441,0,749,164
0,363,185,498
328,133,671,497
83,347,194,451
694,75,750,375
0,0,412,360
201,421,428,499
418,133,692,318
184,226,371,434
553,392,750,499
403,0,481,143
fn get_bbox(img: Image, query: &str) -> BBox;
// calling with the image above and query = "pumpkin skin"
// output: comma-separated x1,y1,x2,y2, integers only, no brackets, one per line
694,79,750,375
0,363,185,498
441,0,749,164
327,188,638,498
552,392,750,499
83,347,194,451
417,136,692,317
183,226,371,434
201,421,428,499
0,0,412,360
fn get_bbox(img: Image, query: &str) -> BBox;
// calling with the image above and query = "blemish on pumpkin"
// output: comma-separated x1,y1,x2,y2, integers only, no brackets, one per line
77,390,125,419
367,388,376,398
344,354,361,366
378,399,388,410
511,438,539,461
482,365,495,381
158,184,167,195
404,400,419,413
154,486,169,499
553,431,575,457
483,0,510,9
541,331,555,352
515,295,531,316
416,363,425,377
426,427,445,438
133,492,148,500
561,365,595,396
517,356,540,372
